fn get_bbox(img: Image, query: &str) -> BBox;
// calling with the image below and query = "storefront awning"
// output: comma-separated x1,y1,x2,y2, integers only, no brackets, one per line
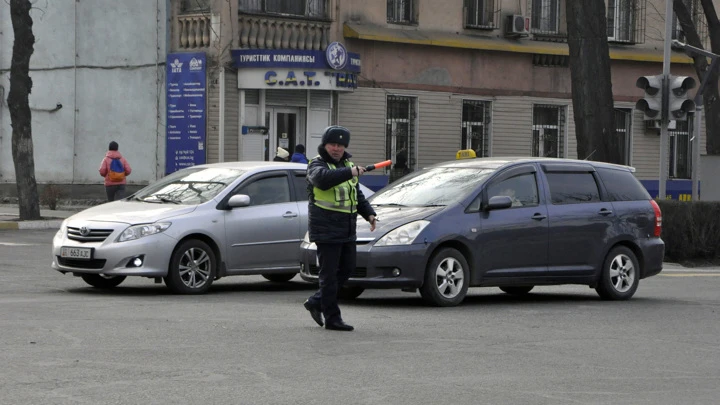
343,23,693,64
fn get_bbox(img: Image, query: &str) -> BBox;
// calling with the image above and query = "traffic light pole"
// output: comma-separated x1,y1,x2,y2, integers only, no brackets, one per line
659,0,673,200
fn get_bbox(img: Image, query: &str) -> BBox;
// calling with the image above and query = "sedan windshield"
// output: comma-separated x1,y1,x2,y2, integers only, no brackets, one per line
371,167,495,207
132,167,246,205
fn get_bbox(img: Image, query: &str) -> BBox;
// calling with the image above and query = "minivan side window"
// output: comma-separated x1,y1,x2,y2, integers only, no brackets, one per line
596,168,651,201
487,173,539,208
546,172,601,204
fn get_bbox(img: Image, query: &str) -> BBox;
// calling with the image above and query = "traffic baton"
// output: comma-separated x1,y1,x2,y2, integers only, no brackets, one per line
365,160,392,172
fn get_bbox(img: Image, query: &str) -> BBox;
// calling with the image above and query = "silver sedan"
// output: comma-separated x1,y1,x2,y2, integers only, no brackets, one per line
51,161,374,294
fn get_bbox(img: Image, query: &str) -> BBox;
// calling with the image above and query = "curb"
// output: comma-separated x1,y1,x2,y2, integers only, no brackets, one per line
0,219,64,230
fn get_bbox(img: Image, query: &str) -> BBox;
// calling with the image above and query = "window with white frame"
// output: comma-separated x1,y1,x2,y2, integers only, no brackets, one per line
531,0,559,34
239,0,328,18
465,0,500,29
669,119,692,179
387,0,416,24
532,105,565,158
462,100,491,157
614,108,632,165
386,96,417,182
607,0,646,43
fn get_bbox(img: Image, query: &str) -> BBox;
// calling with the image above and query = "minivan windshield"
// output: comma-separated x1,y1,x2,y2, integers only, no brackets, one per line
132,167,246,205
371,167,495,207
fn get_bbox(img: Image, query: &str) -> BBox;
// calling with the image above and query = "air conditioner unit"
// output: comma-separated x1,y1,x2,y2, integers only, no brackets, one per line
505,14,530,37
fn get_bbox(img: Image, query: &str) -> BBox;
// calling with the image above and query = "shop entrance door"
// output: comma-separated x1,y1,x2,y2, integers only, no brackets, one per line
265,107,301,161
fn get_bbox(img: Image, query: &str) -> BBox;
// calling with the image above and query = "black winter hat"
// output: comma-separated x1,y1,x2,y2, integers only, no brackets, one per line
294,144,305,153
109,141,119,151
321,126,350,147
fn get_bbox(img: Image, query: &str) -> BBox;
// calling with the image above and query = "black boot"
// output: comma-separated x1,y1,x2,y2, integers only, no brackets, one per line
303,300,323,326
325,320,354,331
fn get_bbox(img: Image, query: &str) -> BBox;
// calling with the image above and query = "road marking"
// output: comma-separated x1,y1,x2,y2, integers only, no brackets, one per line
0,242,36,246
661,273,720,277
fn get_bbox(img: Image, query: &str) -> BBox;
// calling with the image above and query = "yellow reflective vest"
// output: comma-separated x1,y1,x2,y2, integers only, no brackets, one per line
312,159,359,214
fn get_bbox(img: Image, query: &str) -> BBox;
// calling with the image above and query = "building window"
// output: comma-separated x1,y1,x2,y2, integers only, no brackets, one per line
182,0,211,12
614,108,632,165
464,0,500,29
386,96,417,182
672,0,709,49
607,0,646,44
387,0,416,24
239,0,328,19
530,0,559,34
532,105,565,158
669,119,692,179
462,100,491,157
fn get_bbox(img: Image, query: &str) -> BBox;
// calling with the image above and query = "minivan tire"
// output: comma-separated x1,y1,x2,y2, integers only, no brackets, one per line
420,247,470,307
595,246,640,300
81,274,126,289
165,239,216,294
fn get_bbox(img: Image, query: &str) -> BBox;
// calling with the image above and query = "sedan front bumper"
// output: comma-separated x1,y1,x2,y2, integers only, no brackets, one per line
299,240,429,289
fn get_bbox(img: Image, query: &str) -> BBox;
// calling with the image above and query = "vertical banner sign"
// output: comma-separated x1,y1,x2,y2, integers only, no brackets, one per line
166,52,207,174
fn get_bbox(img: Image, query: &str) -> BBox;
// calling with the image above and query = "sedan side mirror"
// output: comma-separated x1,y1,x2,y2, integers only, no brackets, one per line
227,194,251,208
486,195,513,211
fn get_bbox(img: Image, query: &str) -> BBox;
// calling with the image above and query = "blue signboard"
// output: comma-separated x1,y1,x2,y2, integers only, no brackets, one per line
231,43,361,73
166,52,207,174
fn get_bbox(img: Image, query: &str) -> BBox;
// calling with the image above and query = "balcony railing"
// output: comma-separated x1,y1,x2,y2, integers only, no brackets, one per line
239,15,330,50
178,13,213,49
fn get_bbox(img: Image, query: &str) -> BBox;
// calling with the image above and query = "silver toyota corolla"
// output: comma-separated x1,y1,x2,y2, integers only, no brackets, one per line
52,161,375,294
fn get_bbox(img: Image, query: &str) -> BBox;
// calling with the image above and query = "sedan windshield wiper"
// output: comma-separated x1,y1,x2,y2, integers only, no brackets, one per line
372,203,408,207
141,194,181,204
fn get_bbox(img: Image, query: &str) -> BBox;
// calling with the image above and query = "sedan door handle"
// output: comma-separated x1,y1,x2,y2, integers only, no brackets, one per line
531,213,547,221
598,208,613,216
282,211,298,218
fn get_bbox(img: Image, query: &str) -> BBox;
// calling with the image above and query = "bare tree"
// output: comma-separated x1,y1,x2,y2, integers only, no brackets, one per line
7,0,40,220
566,0,621,163
674,0,720,155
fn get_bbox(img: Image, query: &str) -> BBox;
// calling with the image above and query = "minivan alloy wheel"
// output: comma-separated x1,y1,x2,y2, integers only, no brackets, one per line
609,253,636,293
435,257,464,299
420,247,470,307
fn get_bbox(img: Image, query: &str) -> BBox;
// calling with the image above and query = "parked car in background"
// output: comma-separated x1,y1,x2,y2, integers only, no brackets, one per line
51,162,374,294
300,157,665,306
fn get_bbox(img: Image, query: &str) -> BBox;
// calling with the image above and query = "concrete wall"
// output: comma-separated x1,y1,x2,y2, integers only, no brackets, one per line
0,0,166,194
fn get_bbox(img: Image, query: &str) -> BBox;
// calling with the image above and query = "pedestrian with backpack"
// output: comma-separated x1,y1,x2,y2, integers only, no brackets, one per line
99,141,132,201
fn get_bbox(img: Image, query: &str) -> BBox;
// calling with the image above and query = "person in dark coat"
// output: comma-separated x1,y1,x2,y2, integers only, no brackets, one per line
303,126,377,331
290,144,308,164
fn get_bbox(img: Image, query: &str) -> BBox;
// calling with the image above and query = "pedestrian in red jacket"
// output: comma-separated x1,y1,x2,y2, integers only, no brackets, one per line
98,141,132,202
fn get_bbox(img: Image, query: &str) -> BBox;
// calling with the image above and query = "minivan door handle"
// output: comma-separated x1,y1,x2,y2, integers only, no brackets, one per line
531,213,547,221
283,211,298,218
598,208,613,216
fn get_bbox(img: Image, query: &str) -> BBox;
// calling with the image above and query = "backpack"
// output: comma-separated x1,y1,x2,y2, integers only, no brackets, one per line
108,158,126,182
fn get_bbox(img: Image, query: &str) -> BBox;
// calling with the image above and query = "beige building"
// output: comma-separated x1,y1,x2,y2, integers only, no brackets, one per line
174,0,712,198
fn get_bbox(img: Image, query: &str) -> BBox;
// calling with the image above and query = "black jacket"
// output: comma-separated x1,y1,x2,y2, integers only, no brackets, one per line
307,146,376,243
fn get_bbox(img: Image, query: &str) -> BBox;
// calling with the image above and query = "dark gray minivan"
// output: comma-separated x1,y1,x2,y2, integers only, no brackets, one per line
299,157,664,306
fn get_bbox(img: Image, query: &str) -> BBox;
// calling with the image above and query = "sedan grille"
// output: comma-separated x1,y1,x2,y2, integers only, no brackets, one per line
308,264,367,278
67,226,114,243
57,257,107,269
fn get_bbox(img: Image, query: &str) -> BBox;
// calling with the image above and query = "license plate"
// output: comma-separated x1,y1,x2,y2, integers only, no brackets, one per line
61,247,93,260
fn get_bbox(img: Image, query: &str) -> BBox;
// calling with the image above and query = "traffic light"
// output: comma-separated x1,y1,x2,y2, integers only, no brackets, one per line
667,75,696,121
635,75,663,120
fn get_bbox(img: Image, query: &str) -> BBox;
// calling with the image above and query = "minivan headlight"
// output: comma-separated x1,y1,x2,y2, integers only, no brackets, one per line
117,222,171,242
375,220,430,246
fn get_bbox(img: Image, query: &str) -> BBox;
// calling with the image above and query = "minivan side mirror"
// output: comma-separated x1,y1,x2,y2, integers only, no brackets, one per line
227,194,251,208
486,195,513,211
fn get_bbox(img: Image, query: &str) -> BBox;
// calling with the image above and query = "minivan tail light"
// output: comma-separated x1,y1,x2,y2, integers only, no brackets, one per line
650,199,662,237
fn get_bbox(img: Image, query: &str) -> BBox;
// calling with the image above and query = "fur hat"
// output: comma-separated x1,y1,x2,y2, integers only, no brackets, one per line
109,141,119,151
276,147,289,159
321,126,350,147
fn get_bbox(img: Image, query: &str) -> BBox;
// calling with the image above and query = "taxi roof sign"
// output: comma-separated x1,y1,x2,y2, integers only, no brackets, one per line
456,149,476,160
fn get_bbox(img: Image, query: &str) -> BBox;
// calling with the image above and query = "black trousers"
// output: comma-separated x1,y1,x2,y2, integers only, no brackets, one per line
105,185,126,202
308,241,356,324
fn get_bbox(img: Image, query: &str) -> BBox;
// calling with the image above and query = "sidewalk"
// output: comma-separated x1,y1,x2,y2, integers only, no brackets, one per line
0,204,83,230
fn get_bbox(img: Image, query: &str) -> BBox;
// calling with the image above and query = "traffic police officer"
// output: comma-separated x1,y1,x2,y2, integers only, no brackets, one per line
303,126,377,331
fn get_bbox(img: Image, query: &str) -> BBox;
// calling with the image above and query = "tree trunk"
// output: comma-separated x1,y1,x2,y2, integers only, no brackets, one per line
7,0,40,220
566,0,620,163
676,0,720,155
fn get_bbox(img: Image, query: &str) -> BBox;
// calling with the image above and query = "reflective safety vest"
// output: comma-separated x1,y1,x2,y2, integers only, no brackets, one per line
311,159,359,214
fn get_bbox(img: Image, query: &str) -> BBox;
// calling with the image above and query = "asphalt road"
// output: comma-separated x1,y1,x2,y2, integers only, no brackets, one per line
1,230,719,405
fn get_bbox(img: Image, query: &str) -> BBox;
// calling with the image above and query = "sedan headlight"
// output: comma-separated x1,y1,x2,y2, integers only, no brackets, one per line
374,220,430,246
117,222,171,242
